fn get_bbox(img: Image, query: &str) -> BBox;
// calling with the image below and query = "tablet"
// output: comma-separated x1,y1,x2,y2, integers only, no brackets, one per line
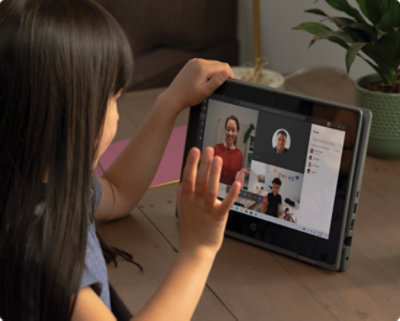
182,78,371,271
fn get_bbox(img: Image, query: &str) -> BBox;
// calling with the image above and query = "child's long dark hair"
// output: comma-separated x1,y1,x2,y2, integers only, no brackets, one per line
0,0,133,320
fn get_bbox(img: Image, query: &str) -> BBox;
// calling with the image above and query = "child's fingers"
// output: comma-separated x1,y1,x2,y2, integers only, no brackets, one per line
204,156,223,207
219,181,241,216
201,60,234,79
202,71,230,96
194,147,214,197
180,148,200,195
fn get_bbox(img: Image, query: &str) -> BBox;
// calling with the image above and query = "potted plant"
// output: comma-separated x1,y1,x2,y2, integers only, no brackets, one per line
293,0,400,158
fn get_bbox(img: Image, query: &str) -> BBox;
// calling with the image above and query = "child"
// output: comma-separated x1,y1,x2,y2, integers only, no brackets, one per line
261,177,282,217
281,207,296,223
0,0,240,320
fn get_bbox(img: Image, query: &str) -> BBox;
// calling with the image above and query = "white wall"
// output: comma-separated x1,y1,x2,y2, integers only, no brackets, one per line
248,160,304,203
238,0,372,81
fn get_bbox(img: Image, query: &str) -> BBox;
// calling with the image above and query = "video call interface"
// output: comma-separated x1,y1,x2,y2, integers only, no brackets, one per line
198,97,346,240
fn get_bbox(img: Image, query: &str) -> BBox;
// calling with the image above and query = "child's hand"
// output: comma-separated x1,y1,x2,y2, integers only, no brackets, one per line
235,168,250,186
177,147,241,256
162,58,234,113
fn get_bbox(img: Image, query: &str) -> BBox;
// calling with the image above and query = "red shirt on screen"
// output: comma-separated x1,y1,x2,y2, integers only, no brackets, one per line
214,143,243,185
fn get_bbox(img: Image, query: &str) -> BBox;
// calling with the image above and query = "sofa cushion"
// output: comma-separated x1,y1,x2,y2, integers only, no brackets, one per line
96,0,238,90
129,40,238,90
130,48,194,89
97,0,237,56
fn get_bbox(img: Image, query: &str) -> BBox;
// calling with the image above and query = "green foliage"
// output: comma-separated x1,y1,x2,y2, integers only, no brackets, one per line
244,123,255,144
293,0,400,85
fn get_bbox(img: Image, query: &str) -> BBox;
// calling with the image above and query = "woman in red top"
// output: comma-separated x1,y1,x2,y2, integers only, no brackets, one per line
214,115,244,185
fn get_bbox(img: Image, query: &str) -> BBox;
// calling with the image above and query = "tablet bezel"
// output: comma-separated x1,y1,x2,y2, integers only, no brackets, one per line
182,79,370,271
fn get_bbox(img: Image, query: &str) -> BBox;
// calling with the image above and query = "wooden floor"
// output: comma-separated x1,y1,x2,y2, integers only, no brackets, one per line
97,67,400,321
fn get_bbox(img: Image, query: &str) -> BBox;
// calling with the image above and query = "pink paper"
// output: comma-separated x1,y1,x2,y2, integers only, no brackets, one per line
94,125,187,187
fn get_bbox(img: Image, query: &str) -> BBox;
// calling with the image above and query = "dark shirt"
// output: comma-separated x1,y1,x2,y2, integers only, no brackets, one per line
273,147,288,155
266,192,282,217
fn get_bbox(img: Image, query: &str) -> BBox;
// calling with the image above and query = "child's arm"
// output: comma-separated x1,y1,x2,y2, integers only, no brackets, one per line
133,147,241,320
94,59,234,221
261,203,266,214
72,147,241,321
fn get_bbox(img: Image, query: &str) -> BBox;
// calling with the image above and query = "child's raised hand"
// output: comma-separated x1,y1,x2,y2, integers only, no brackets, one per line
162,58,234,113
177,147,241,256
235,168,251,186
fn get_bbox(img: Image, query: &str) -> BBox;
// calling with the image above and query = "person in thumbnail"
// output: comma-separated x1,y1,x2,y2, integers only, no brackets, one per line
214,115,248,185
273,130,288,155
281,207,297,223
261,177,282,217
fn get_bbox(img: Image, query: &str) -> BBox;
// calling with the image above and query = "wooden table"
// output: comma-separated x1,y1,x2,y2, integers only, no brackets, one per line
98,68,400,321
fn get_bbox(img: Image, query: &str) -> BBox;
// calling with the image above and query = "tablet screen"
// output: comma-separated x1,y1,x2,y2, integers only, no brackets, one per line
186,80,362,266
204,98,345,239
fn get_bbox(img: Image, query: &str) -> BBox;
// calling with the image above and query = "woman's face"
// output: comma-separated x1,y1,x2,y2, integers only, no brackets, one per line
276,133,286,153
95,92,121,165
225,119,238,147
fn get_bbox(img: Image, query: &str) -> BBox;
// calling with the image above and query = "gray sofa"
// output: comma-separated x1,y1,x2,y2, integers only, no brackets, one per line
97,0,239,90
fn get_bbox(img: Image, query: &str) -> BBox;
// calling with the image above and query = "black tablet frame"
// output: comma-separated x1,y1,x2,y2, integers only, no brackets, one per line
181,79,371,271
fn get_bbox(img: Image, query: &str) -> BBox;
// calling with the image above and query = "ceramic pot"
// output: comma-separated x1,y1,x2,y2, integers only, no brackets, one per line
231,66,285,89
355,74,400,158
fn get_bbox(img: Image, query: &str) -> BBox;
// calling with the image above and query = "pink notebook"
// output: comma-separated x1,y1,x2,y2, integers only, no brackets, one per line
94,125,187,188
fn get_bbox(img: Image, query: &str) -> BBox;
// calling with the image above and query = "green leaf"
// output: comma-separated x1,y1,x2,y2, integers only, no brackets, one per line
362,44,398,83
293,22,332,35
396,30,400,60
321,37,349,50
324,0,366,23
244,124,255,143
356,0,387,25
311,30,352,49
329,17,356,28
346,42,366,72
305,8,329,17
345,23,377,42
318,30,353,43
376,30,400,64
327,17,377,41
376,0,400,31
343,25,374,42
294,22,351,49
